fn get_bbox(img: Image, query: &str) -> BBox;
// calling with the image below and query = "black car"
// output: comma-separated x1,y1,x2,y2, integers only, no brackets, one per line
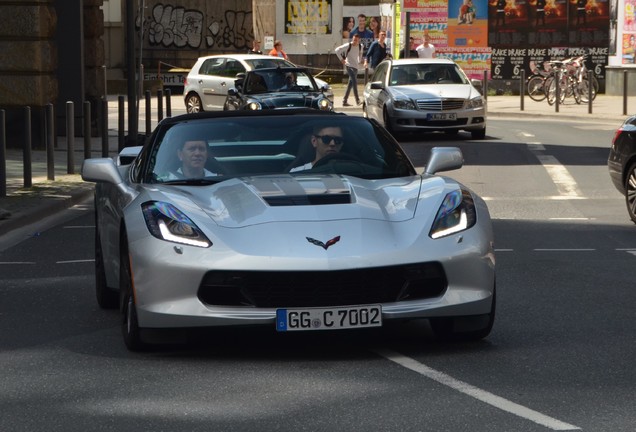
223,67,333,111
608,115,636,224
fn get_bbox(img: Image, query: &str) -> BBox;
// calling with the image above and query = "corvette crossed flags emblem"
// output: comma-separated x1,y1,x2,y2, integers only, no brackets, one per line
306,236,341,250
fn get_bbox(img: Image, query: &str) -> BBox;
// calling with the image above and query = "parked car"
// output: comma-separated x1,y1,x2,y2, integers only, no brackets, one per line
362,58,487,139
224,67,333,111
183,54,332,113
81,109,495,351
608,115,636,223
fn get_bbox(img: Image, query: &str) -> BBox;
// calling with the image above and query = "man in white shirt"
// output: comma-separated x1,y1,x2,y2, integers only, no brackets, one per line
335,34,363,106
416,34,435,58
167,139,217,179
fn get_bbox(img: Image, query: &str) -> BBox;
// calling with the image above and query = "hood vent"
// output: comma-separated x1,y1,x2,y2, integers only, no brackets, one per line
264,192,351,206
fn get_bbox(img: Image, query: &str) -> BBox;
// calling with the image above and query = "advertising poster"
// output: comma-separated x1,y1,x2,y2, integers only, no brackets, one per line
624,0,636,31
488,0,531,46
447,0,489,48
438,47,492,79
284,0,332,34
409,12,448,48
622,33,636,63
342,5,381,53
568,0,610,46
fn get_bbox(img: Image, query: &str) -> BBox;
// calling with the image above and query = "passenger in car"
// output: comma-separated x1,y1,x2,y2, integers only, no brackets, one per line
167,139,218,179
289,125,344,172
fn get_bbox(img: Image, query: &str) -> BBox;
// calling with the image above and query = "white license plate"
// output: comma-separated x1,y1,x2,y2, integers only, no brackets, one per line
427,113,457,120
276,305,382,332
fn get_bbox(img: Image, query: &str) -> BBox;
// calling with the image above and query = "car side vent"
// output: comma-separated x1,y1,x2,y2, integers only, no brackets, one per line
264,193,351,206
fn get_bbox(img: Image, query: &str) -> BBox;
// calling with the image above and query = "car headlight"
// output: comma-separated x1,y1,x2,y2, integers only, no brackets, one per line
142,201,211,248
318,98,332,111
392,98,416,110
247,101,262,110
465,96,484,109
429,189,476,239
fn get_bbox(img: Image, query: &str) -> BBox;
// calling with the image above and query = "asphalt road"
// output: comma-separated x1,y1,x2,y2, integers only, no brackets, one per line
1,117,635,432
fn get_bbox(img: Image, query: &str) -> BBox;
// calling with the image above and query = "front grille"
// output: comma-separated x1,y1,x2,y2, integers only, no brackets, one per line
197,263,447,308
416,98,465,111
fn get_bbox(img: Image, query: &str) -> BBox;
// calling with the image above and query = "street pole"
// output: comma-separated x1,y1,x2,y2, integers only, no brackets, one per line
126,0,138,146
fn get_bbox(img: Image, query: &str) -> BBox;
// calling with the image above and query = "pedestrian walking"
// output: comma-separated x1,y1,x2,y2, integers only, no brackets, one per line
335,34,364,106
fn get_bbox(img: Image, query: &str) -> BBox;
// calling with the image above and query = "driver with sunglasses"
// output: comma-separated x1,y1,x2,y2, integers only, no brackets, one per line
289,125,344,172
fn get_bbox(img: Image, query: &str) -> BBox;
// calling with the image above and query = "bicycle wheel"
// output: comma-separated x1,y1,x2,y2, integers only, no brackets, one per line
527,75,546,101
578,76,598,103
545,75,567,106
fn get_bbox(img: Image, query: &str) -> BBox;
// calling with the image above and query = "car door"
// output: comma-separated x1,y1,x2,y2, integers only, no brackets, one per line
366,63,388,121
197,58,246,110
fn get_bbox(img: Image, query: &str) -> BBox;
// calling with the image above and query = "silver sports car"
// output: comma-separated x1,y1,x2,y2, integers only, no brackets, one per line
81,109,496,351
363,58,487,139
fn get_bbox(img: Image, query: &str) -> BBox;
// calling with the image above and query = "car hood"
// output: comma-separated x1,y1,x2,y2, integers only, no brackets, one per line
249,92,324,109
389,84,477,100
155,174,449,229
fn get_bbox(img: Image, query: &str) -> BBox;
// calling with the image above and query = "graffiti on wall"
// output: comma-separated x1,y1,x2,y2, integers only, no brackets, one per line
140,3,253,50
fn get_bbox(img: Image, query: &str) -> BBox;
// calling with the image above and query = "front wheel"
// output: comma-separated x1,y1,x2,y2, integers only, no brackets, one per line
120,234,146,352
625,161,636,224
526,75,546,102
95,227,118,309
471,128,486,140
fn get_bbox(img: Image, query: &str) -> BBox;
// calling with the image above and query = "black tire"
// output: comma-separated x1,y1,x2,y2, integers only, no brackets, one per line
383,107,393,133
471,128,486,140
185,93,203,113
95,227,118,309
526,75,546,102
625,161,636,224
120,234,146,352
430,285,496,342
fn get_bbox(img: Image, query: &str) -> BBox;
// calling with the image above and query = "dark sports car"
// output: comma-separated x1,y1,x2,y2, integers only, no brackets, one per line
223,67,333,111
81,109,495,351
608,115,636,223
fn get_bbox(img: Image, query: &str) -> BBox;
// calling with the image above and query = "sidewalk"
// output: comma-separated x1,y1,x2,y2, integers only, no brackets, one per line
0,86,631,237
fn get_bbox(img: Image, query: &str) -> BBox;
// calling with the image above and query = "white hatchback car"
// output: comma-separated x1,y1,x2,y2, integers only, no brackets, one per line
363,58,487,139
184,54,331,113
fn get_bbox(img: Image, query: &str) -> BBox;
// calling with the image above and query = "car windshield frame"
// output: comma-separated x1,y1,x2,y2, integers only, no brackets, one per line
141,112,416,184
389,64,469,86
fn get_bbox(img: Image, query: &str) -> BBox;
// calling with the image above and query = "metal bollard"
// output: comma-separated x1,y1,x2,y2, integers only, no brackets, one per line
0,109,6,197
587,70,593,115
118,95,125,151
46,103,55,181
483,70,488,101
23,107,32,188
66,101,75,174
520,69,525,111
165,88,172,118
84,101,91,160
145,90,151,136
555,70,560,113
101,99,109,157
624,70,628,116
157,89,164,122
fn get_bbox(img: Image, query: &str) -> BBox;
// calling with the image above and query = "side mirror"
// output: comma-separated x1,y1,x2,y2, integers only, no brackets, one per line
228,88,239,97
370,81,384,90
424,147,463,175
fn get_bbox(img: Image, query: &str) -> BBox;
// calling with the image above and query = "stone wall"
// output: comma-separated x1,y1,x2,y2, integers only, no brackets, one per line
0,1,58,108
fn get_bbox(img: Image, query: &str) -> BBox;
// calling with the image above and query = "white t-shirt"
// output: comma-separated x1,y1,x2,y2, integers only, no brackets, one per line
416,43,435,59
165,167,217,180
289,162,313,173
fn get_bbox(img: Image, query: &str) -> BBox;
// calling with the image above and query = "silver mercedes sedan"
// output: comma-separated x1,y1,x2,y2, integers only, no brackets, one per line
81,109,495,351
363,58,487,139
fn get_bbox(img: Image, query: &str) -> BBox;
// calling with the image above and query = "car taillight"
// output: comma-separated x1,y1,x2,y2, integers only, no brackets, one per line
183,77,188,86
612,128,623,146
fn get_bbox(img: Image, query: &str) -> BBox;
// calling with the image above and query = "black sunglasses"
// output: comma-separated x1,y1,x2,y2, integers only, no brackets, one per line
314,135,344,145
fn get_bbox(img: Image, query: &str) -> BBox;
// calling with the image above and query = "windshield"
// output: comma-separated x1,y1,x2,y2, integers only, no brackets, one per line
146,114,415,183
390,64,469,86
244,69,318,94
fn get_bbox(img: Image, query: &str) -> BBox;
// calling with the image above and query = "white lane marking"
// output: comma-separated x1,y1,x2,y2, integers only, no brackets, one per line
627,251,636,257
374,349,581,431
535,154,582,198
56,259,95,264
533,248,595,252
